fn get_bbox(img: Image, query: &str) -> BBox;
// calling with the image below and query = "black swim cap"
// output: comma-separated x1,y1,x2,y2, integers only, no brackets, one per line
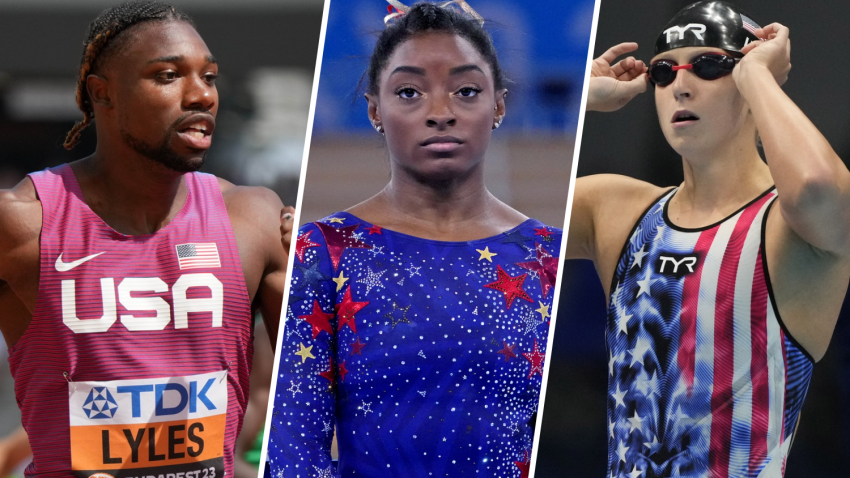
655,1,761,56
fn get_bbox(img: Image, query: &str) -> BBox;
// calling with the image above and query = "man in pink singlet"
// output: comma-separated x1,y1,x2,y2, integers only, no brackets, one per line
0,2,292,477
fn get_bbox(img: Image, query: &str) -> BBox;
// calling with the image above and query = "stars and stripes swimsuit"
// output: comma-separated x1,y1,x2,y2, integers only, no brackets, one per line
10,164,253,477
267,212,561,478
607,187,814,478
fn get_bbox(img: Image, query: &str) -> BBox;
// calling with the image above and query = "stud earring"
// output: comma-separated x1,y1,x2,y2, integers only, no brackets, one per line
372,123,384,134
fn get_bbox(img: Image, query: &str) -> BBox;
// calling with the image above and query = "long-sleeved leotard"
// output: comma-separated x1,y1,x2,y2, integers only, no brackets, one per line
267,212,561,478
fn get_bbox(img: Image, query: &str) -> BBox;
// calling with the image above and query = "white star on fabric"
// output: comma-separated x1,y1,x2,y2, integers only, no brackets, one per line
627,411,644,434
643,435,660,454
630,227,642,246
631,245,648,269
322,421,332,433
313,466,333,478
287,381,301,396
628,464,643,478
522,309,542,335
635,370,659,397
636,270,655,298
371,245,385,256
612,384,627,409
359,401,373,415
609,419,616,438
609,351,624,376
357,267,386,294
629,336,652,367
406,265,421,277
654,225,666,242
617,440,629,463
612,281,623,303
617,305,632,335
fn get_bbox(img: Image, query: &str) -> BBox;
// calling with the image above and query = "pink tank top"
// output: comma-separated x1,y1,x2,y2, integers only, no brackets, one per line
10,164,253,478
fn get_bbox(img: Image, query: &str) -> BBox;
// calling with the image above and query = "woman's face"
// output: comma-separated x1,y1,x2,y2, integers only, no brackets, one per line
367,32,506,182
652,46,755,159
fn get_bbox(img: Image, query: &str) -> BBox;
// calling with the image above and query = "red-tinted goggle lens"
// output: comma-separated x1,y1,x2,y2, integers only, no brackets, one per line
648,54,739,87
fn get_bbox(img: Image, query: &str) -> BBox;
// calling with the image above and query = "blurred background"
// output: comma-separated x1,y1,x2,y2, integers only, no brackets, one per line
0,0,322,476
536,1,850,477
298,0,595,226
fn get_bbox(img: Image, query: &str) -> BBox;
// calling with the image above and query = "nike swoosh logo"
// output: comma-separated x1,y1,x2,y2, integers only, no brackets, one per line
55,252,106,272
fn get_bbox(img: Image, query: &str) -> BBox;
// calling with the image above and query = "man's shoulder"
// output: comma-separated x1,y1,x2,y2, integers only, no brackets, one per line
0,177,41,237
216,177,283,218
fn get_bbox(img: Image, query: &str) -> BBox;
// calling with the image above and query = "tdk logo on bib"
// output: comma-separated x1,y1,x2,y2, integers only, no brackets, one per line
664,23,706,43
82,387,118,419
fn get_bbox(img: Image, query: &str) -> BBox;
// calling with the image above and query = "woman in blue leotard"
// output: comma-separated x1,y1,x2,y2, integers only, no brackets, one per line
267,3,562,477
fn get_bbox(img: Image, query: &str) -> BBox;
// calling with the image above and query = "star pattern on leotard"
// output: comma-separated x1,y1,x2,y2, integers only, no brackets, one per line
485,265,533,309
336,288,369,333
315,222,372,270
294,230,320,262
270,213,563,478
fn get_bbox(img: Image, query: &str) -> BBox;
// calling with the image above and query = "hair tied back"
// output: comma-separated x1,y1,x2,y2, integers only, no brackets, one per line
383,0,484,27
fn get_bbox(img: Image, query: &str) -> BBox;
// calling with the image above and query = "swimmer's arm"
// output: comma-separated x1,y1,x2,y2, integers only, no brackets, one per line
737,24,850,255
565,177,597,260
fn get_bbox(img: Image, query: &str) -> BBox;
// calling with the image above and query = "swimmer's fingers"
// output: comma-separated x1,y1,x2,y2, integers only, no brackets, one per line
612,59,647,81
739,23,790,85
597,42,640,66
587,73,648,112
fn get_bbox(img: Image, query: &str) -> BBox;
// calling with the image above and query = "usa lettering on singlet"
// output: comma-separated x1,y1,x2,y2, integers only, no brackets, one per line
606,187,814,478
9,165,253,478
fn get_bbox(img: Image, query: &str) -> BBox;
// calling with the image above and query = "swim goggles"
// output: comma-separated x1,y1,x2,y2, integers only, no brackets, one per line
648,54,739,87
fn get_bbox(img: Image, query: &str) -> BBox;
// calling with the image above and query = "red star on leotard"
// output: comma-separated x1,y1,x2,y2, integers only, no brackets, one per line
497,341,518,362
516,242,559,298
514,451,531,478
315,222,372,270
522,339,545,379
484,265,533,309
366,225,383,235
318,357,335,384
298,300,334,339
338,360,349,382
534,227,553,238
294,230,320,262
350,337,366,356
336,288,369,333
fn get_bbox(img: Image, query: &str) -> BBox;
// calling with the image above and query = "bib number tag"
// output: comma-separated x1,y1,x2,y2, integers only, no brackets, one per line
68,371,228,478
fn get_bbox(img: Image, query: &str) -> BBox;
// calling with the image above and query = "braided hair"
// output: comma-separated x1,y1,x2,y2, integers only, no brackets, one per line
64,1,194,150
367,2,505,95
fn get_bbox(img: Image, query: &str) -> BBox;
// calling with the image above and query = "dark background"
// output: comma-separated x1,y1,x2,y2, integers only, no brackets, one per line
536,1,850,477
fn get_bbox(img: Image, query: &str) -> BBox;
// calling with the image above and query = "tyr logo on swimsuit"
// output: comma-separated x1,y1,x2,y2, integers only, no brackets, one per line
657,254,699,277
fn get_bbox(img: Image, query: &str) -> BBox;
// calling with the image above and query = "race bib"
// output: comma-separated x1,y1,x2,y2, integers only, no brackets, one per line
68,371,228,478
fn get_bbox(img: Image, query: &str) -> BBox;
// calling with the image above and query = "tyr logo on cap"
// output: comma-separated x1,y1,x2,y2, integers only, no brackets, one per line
664,23,706,43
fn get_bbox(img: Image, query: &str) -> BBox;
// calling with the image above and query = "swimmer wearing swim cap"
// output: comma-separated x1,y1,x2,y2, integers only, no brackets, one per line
568,1,850,477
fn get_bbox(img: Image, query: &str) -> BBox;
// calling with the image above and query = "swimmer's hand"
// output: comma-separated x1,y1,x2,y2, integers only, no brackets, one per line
280,206,295,255
587,42,649,112
735,23,791,87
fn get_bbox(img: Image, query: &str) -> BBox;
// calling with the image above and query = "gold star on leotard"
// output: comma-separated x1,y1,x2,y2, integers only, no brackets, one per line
476,246,498,262
535,302,550,320
294,343,315,363
328,217,345,224
333,271,349,292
